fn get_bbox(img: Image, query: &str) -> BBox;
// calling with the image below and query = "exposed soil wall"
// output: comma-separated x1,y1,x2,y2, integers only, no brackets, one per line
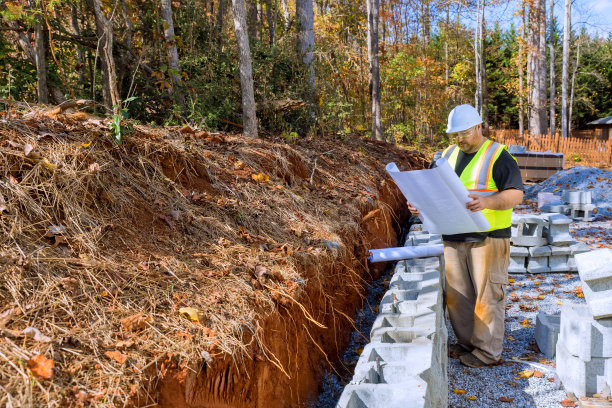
154,174,411,407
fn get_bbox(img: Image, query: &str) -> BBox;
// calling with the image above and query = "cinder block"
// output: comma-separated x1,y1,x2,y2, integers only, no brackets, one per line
541,204,570,215
545,214,573,246
511,217,548,247
571,203,597,221
337,382,426,408
565,190,582,204
558,304,612,361
581,191,592,204
576,249,612,319
527,245,551,273
509,246,528,273
556,341,610,397
535,312,560,359
570,241,591,256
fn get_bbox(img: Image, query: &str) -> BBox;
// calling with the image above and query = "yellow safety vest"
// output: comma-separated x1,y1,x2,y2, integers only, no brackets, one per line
441,139,514,232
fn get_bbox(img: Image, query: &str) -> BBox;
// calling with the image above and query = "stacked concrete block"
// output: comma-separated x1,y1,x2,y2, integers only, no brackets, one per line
556,303,612,397
509,246,528,274
337,241,447,408
549,246,572,273
535,312,561,359
545,213,573,246
510,213,590,274
571,203,596,222
528,245,551,273
511,216,548,247
538,190,597,221
575,248,612,319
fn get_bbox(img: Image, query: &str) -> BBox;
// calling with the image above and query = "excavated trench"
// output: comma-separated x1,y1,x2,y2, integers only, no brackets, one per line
151,180,410,407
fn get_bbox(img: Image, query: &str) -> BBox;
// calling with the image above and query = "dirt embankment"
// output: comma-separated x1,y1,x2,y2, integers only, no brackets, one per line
0,109,426,407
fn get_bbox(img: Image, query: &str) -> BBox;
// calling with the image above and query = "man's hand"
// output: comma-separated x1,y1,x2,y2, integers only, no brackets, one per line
467,189,524,212
466,194,489,212
407,201,420,216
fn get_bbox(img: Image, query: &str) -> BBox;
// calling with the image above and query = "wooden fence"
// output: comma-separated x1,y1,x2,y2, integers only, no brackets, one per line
486,130,612,167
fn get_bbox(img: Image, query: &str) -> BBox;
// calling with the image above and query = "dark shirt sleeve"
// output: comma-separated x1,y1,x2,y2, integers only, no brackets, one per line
492,150,524,191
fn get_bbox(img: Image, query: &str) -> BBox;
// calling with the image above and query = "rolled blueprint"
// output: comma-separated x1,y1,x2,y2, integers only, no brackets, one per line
368,245,444,262
386,159,490,235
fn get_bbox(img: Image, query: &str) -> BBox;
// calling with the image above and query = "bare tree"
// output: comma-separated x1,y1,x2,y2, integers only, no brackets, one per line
367,0,382,140
71,3,85,89
561,0,570,138
231,0,258,137
568,38,580,133
35,2,49,104
518,2,525,138
296,0,315,92
160,0,184,104
549,0,555,136
527,0,547,135
91,0,121,114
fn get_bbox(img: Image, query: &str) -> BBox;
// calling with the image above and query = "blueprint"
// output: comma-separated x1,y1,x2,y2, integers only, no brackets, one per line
386,158,490,235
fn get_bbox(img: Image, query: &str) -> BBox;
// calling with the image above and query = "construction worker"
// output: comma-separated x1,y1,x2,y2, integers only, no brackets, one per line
407,104,524,368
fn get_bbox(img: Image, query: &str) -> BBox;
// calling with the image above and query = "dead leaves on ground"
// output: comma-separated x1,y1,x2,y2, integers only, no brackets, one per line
105,350,128,365
120,314,151,332
28,354,54,379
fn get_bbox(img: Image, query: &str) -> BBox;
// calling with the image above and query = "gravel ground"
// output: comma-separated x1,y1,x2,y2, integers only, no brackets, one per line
524,166,612,218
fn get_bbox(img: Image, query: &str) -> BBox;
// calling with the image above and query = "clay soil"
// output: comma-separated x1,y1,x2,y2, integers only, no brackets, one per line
0,108,427,407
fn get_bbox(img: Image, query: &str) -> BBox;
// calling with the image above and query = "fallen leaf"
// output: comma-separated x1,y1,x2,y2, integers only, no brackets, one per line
251,172,270,183
120,314,150,332
353,347,363,355
105,350,128,364
467,396,477,400
506,335,516,341
453,389,466,395
555,301,563,305
522,318,533,328
508,278,515,283
518,370,534,378
559,398,577,407
500,397,514,403
82,141,92,148
89,162,100,173
176,332,193,340
533,370,545,378
234,160,245,170
179,307,200,322
28,354,54,379
42,158,58,170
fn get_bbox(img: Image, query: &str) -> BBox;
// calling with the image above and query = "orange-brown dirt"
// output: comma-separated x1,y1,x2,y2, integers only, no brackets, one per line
0,108,427,407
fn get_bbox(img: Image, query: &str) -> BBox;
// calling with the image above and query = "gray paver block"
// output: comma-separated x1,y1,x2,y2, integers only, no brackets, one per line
535,311,560,359
576,248,612,319
570,241,591,256
558,304,612,360
549,255,569,272
541,204,570,215
556,340,610,397
337,382,426,408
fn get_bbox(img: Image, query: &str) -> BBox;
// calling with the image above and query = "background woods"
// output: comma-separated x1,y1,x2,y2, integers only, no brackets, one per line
0,0,610,144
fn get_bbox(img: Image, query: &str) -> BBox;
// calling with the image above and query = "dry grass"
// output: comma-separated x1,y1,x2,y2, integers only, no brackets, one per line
0,105,425,407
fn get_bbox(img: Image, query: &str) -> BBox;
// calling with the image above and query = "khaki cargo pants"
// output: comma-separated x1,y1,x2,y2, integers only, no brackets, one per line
444,237,510,364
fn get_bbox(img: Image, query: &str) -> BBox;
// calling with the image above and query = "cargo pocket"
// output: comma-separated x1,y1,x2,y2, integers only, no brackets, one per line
488,238,510,285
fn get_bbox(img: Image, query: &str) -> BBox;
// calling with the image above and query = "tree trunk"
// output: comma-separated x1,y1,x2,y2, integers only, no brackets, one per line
569,39,580,133
35,6,49,104
91,0,121,115
231,0,258,137
71,3,85,90
217,0,226,34
265,0,275,44
296,0,315,92
474,0,482,112
519,3,525,138
561,0,570,138
160,0,184,104
527,0,547,135
445,5,449,83
480,6,488,129
281,0,290,33
247,0,258,39
549,0,555,136
367,0,382,141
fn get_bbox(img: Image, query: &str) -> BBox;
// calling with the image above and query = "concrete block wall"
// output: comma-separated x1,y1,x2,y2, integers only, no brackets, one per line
509,213,590,274
337,232,447,408
556,249,612,397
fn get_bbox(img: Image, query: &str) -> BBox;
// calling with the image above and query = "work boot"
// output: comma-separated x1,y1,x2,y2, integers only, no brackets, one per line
459,352,499,368
448,343,471,359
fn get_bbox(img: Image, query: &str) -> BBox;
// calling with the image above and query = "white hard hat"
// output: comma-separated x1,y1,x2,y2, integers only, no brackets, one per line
446,104,482,133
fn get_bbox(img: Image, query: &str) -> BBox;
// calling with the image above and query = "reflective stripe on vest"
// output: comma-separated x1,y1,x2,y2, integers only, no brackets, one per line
443,140,513,232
